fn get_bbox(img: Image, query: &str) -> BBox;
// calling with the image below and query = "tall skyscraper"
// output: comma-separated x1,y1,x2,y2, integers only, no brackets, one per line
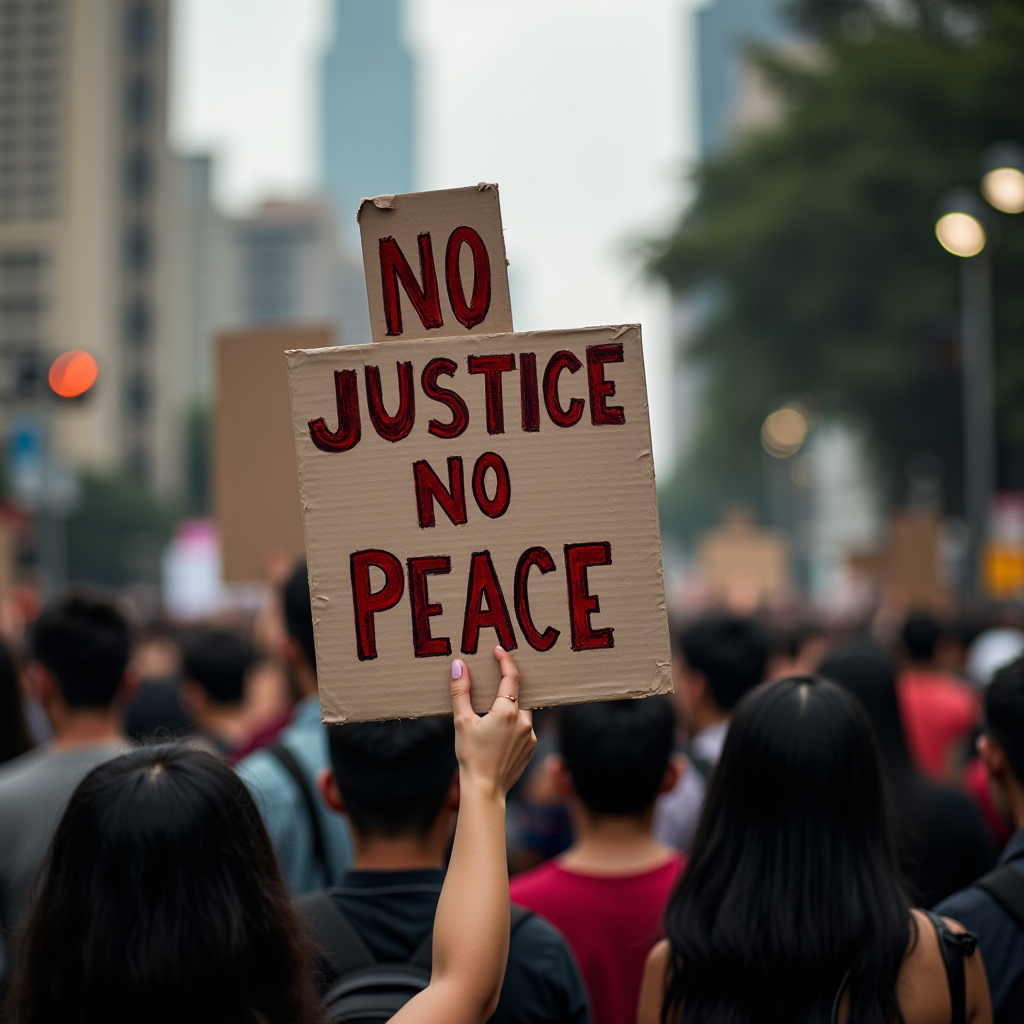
0,0,186,492
320,0,414,245
695,0,789,156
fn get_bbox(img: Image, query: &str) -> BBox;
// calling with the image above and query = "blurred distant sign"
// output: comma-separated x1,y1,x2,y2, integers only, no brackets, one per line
214,325,332,583
358,185,513,344
698,507,789,610
8,415,44,508
889,511,944,607
984,493,1024,599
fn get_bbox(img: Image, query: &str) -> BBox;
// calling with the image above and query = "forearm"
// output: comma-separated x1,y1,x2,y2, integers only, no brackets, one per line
429,780,510,1018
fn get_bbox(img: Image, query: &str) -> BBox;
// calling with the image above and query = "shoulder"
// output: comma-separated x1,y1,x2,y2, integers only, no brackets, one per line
237,748,292,805
0,747,49,793
638,940,673,1024
898,909,991,1024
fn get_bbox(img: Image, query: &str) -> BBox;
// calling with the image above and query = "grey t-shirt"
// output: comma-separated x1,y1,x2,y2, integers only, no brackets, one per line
0,741,131,940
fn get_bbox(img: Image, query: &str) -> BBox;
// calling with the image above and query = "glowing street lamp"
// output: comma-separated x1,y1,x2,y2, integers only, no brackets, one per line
981,142,1024,215
935,189,993,595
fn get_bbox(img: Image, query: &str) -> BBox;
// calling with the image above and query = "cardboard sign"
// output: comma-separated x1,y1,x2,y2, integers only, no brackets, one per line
286,324,671,722
358,185,513,344
698,507,789,610
215,325,332,582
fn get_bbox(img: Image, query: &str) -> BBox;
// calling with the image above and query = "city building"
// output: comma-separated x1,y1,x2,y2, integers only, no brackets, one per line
0,0,187,493
320,0,415,248
234,198,368,345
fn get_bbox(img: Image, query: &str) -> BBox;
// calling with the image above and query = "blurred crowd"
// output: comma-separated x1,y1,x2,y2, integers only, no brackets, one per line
0,569,1023,1023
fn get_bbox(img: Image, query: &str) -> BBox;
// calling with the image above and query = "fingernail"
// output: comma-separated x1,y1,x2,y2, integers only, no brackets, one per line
495,645,505,655
451,660,463,679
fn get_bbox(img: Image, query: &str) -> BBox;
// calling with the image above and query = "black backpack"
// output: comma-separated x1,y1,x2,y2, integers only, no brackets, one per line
295,889,533,1023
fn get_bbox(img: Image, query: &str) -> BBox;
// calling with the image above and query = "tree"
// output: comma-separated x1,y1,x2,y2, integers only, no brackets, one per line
647,0,1024,543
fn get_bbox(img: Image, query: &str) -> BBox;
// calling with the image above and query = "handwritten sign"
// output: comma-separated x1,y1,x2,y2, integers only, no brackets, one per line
358,185,513,344
286,325,671,722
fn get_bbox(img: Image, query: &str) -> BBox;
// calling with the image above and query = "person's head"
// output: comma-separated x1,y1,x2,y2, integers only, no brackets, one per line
180,627,256,711
899,611,942,666
662,676,909,1024
321,717,459,844
978,655,1024,829
0,638,33,764
819,645,915,784
553,697,677,821
29,589,133,721
676,614,769,731
281,563,318,698
9,745,320,1024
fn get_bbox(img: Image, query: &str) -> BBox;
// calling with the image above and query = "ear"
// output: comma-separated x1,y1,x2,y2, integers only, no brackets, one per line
547,753,575,801
25,661,54,705
279,635,304,670
446,768,460,812
117,668,140,704
317,767,345,815
659,755,683,796
979,734,1010,784
177,678,205,714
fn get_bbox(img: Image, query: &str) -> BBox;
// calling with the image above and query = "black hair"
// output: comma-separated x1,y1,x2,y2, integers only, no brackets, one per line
985,654,1024,784
900,612,941,662
8,745,321,1024
181,627,256,705
679,614,769,712
31,589,132,709
284,563,317,675
662,677,911,1024
819,646,915,785
0,639,33,764
328,718,457,837
559,697,675,816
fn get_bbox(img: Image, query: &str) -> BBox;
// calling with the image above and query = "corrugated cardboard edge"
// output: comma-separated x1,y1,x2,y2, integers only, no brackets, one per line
356,183,499,223
285,322,672,721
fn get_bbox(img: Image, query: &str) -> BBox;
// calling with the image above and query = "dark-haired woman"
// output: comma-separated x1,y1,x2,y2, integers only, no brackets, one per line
0,640,33,766
638,676,991,1024
820,646,996,906
9,646,535,1024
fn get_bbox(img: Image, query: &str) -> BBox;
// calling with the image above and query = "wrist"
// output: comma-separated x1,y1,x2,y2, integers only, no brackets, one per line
458,770,507,807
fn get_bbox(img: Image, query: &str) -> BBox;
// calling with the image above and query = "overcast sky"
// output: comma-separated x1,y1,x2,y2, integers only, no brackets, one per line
169,0,700,479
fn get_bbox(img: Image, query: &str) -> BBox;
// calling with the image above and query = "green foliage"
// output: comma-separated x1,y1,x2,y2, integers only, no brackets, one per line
648,0,1024,542
67,472,181,588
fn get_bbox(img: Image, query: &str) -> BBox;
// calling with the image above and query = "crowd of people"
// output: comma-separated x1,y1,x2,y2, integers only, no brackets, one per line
0,563,1022,1023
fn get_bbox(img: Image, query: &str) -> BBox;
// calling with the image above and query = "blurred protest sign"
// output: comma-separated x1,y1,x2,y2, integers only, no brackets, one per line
698,507,789,610
215,325,332,582
286,324,671,722
889,511,944,607
358,185,513,344
983,493,1024,600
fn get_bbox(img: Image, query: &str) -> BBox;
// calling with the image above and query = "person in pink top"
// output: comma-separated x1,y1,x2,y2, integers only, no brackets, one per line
510,697,682,1024
897,613,980,779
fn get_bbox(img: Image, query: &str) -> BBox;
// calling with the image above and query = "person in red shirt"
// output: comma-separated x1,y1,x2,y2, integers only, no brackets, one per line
510,697,682,1024
897,613,980,779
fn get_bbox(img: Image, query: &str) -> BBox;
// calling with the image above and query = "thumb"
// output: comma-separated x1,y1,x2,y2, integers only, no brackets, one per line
449,659,475,721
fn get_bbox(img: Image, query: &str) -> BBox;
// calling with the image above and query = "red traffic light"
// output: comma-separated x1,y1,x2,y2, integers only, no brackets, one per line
49,350,98,398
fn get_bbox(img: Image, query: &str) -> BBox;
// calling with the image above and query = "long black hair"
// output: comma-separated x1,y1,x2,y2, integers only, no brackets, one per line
9,745,323,1024
662,676,912,1024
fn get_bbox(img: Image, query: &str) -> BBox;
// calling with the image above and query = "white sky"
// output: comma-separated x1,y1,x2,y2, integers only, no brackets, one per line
169,0,700,479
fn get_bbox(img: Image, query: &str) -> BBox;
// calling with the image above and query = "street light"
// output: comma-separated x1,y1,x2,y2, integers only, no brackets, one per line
981,142,1024,215
935,188,993,597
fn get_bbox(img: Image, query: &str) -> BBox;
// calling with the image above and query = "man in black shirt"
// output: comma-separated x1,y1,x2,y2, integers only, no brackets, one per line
937,655,1024,1024
305,715,590,1023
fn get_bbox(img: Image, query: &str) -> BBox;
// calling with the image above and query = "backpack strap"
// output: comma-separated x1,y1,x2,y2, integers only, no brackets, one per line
294,890,377,980
267,741,329,884
404,902,536,973
923,910,977,1024
974,864,1024,929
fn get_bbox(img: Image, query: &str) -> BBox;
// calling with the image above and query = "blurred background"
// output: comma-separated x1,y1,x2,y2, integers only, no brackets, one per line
0,0,1021,631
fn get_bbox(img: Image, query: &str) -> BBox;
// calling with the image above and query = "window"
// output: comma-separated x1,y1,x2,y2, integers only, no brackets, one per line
124,295,151,347
124,221,152,271
125,146,151,198
126,2,154,54
0,249,47,348
125,74,152,127
126,371,150,420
